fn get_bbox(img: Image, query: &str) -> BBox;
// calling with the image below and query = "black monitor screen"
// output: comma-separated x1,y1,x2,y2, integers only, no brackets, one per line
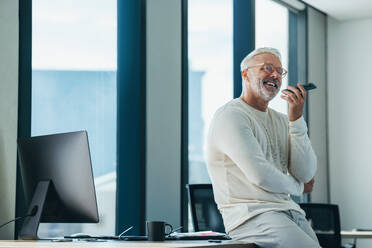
17,131,99,224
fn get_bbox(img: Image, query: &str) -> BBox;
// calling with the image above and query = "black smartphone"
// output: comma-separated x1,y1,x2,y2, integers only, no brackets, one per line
283,83,317,94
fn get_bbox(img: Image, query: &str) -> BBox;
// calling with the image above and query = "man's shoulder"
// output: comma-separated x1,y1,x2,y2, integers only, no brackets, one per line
214,99,250,120
209,100,257,135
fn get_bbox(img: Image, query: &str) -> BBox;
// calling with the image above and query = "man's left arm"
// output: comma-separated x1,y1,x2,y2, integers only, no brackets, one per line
288,116,317,183
281,83,317,183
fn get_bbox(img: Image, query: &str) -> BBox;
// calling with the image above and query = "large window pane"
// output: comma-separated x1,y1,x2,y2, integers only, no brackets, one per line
188,0,233,185
188,0,233,231
256,0,289,115
31,0,117,237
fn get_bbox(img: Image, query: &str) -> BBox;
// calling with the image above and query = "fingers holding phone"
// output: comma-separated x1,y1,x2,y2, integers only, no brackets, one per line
280,82,317,121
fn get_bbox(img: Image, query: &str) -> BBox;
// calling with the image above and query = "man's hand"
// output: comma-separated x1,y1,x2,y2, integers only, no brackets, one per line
281,83,306,121
303,178,315,194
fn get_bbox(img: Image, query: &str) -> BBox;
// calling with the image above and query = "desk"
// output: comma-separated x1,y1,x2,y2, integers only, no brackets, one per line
341,230,372,239
0,240,257,248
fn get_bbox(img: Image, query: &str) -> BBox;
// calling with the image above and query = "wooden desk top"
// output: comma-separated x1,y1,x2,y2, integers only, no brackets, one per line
0,240,256,248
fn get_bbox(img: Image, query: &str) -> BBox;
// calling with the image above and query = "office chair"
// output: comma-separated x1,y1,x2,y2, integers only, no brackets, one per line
186,184,225,233
300,203,355,248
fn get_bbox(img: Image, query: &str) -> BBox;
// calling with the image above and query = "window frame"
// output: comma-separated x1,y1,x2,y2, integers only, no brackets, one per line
116,0,147,236
16,0,32,239
180,0,189,232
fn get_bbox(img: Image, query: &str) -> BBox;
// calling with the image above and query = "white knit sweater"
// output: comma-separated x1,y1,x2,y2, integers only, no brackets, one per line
206,98,317,233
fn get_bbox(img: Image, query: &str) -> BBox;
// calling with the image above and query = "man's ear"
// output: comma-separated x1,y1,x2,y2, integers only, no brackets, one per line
241,70,250,83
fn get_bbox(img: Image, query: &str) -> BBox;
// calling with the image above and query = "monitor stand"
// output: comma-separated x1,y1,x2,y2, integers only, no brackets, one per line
19,180,51,240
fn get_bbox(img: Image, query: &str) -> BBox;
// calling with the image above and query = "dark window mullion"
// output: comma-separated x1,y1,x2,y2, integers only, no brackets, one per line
116,0,146,236
288,9,308,122
289,8,309,203
181,0,189,232
233,0,255,98
16,0,32,239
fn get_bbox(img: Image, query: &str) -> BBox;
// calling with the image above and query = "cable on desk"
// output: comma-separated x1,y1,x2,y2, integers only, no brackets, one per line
0,206,38,230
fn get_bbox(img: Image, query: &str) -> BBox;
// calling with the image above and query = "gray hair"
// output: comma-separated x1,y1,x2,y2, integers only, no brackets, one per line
240,47,281,71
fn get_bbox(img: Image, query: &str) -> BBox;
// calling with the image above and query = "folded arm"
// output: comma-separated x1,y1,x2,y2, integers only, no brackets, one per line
212,110,303,196
288,116,317,183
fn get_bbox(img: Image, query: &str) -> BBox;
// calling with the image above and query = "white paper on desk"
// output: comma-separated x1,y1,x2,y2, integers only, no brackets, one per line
170,231,227,237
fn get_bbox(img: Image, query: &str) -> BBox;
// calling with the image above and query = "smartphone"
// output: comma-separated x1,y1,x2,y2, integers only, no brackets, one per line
283,83,317,94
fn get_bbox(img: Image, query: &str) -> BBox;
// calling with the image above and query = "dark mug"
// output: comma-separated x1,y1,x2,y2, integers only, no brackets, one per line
146,221,173,241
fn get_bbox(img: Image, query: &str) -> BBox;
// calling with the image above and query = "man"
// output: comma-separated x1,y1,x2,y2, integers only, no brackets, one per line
206,47,319,248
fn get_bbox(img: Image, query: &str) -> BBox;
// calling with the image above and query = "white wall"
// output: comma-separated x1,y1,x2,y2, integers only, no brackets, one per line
328,16,372,248
307,6,329,203
0,0,19,239
146,0,182,228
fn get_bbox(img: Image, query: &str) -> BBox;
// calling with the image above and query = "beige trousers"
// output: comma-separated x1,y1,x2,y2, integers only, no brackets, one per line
229,210,320,248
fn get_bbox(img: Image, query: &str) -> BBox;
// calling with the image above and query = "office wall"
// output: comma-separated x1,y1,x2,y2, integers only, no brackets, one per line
328,16,372,248
0,0,19,239
146,0,182,227
307,7,329,203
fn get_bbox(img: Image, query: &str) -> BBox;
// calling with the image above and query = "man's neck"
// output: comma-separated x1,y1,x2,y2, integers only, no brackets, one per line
240,91,269,112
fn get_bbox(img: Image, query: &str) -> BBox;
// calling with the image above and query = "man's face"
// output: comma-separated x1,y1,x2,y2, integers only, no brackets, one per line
243,53,282,102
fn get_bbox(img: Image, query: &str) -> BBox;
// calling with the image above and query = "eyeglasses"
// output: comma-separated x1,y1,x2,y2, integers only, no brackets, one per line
245,63,287,77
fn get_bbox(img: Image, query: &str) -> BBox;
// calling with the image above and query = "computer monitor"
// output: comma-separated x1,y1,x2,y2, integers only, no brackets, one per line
17,131,99,240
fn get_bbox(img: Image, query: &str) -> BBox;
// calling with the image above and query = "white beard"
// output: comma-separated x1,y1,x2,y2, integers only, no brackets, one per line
250,78,279,101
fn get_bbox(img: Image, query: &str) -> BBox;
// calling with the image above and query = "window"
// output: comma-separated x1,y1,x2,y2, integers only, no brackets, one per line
256,0,289,115
31,0,117,237
187,0,233,231
188,0,233,185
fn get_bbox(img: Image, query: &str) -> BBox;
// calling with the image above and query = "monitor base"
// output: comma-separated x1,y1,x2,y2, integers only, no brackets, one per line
19,180,51,240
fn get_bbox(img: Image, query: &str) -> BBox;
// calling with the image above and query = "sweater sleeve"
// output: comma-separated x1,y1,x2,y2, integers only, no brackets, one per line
288,116,317,183
211,109,304,196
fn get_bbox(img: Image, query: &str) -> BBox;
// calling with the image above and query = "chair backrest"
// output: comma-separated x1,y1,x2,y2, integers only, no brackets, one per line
186,184,225,233
300,203,341,248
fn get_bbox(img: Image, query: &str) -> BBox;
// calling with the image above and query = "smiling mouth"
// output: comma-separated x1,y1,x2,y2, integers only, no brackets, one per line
263,81,277,88
263,78,279,89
